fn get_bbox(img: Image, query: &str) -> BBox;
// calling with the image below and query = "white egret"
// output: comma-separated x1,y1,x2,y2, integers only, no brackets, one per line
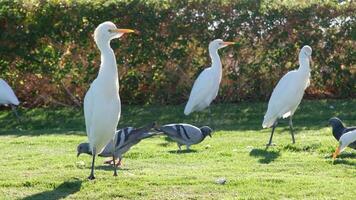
332,130,356,159
262,45,312,146
184,39,235,121
84,21,134,180
0,78,20,119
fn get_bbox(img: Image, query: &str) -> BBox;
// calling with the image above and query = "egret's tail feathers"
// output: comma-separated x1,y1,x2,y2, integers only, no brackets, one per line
262,115,277,128
184,104,192,115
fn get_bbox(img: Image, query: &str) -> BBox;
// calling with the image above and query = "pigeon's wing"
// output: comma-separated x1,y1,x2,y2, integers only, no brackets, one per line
0,79,20,105
159,126,179,137
181,125,203,143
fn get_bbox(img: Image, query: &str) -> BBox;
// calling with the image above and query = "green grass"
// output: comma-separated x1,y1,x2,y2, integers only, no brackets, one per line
0,99,355,199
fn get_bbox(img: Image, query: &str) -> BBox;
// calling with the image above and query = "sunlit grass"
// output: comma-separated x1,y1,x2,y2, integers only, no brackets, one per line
0,99,355,199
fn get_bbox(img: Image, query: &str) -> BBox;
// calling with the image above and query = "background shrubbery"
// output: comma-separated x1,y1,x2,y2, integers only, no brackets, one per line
0,0,355,107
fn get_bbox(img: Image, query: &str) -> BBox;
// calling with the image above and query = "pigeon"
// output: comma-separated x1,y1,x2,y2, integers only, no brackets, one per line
332,130,356,159
156,123,212,150
77,123,159,167
328,117,356,149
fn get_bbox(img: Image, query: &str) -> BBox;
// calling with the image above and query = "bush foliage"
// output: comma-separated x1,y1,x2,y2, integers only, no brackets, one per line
0,0,355,107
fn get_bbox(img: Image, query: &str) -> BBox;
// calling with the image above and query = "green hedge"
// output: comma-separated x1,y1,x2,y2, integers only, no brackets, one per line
0,0,355,107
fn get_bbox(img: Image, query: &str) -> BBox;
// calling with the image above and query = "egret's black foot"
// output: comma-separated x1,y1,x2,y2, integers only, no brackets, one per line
266,143,276,147
113,172,118,177
88,175,95,180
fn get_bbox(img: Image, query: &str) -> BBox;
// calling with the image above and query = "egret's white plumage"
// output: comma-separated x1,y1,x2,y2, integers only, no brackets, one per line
84,21,134,180
0,79,19,106
262,45,312,145
184,39,235,115
333,130,356,159
0,78,20,120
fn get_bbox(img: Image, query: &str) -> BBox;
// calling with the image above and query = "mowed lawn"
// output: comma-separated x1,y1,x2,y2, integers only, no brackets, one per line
0,99,355,199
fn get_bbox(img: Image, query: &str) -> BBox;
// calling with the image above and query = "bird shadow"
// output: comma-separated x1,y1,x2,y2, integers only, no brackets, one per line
332,159,356,166
249,148,281,164
168,149,198,154
22,179,82,200
157,136,175,147
338,152,356,159
95,165,130,171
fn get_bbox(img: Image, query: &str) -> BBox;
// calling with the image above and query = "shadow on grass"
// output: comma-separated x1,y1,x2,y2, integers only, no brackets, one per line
95,165,130,171
333,159,356,166
338,152,356,159
0,99,355,135
168,149,198,154
23,179,82,200
249,148,281,164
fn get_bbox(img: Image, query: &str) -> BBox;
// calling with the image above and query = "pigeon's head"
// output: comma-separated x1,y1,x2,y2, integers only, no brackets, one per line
77,143,91,157
328,117,344,129
200,126,213,138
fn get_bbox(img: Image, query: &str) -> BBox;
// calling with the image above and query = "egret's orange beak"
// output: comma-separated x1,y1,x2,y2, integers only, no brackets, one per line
222,41,236,46
110,29,136,34
332,147,340,159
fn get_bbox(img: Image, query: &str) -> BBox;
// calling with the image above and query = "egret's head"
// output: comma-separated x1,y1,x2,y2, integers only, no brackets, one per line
299,45,312,59
77,142,91,157
209,39,235,51
200,126,213,138
94,21,135,44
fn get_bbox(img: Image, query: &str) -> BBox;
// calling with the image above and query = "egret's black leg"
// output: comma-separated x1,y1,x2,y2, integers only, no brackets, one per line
267,120,278,147
88,148,96,180
10,104,20,122
112,141,118,176
289,116,295,144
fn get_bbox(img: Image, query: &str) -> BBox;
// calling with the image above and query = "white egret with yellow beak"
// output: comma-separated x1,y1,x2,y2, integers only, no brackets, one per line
84,21,135,180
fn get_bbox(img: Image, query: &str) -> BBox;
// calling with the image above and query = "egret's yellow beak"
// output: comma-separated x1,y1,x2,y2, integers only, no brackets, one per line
332,147,340,159
222,41,236,45
109,29,136,34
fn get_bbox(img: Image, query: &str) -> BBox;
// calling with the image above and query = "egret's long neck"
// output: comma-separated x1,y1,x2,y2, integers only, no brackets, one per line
298,56,311,74
209,47,221,71
96,40,119,86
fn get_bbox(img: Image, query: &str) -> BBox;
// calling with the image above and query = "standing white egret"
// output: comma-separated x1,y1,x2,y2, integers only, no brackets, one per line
262,45,312,146
0,78,20,119
84,21,134,180
184,39,235,120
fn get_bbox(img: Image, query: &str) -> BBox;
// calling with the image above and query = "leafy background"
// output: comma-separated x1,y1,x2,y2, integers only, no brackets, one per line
0,0,355,107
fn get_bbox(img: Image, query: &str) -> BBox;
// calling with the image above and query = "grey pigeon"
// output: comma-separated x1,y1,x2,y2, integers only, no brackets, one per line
329,117,356,149
77,123,159,166
157,123,213,150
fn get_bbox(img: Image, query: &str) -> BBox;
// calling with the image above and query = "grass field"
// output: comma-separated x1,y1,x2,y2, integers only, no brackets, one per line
0,99,355,199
